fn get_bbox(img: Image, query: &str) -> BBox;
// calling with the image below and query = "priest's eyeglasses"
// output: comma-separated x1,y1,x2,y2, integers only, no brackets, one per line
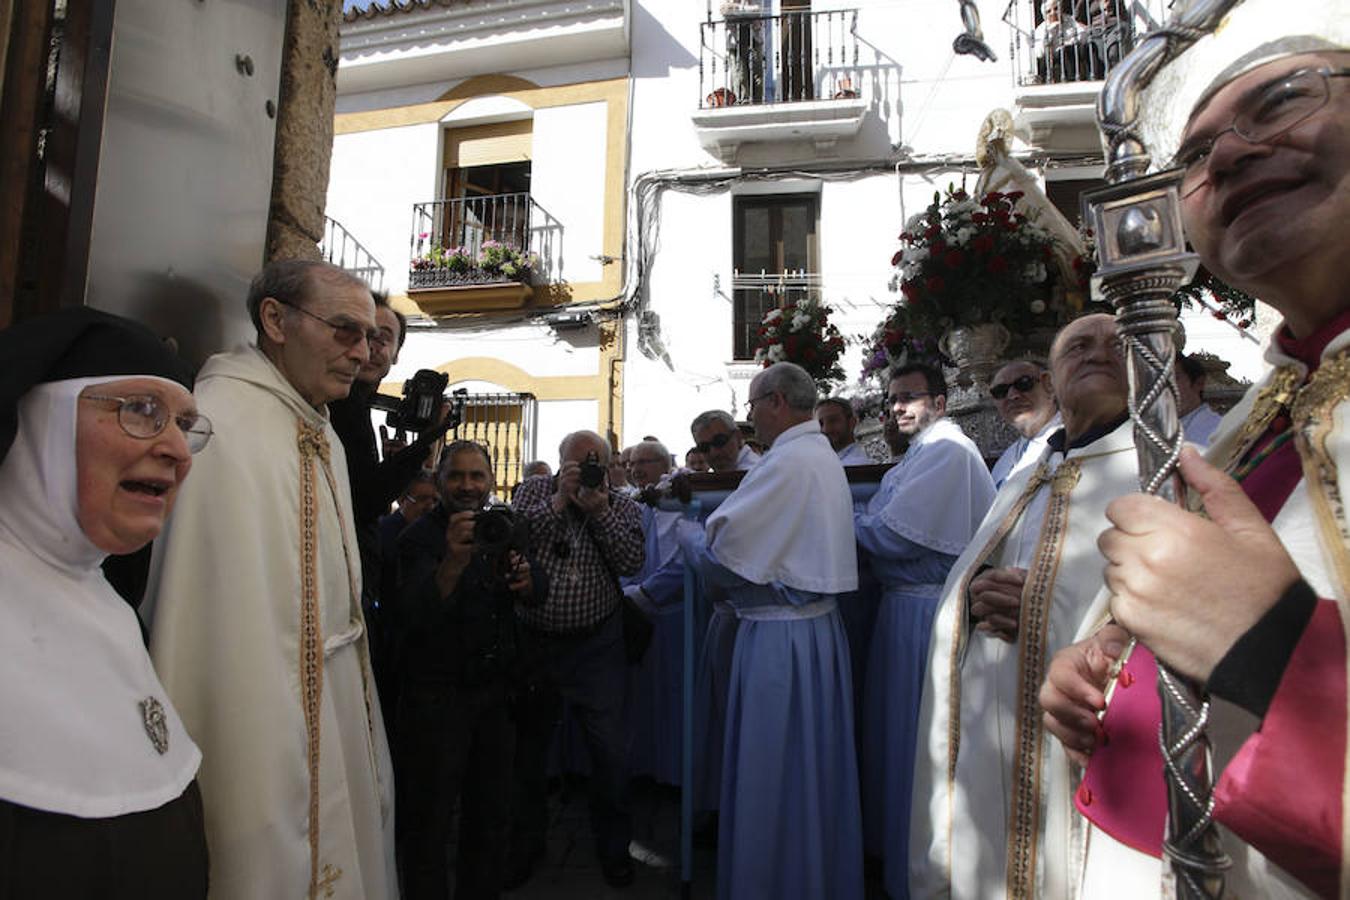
1175,66,1350,198
276,298,383,348
83,394,214,453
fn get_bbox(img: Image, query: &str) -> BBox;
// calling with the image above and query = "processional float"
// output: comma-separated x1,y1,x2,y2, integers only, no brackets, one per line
1080,1,1247,896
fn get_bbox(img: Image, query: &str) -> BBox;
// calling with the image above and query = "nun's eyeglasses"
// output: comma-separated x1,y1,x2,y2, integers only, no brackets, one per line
83,394,214,453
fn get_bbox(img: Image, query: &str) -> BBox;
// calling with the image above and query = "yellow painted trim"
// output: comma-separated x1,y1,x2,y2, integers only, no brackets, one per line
409,282,533,314
433,356,602,402
335,75,628,307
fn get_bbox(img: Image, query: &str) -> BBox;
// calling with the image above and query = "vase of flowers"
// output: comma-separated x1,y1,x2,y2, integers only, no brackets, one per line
753,296,847,392
859,305,945,384
892,187,1075,385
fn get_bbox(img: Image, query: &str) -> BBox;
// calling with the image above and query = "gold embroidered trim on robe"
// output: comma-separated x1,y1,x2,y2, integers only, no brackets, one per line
297,422,328,900
1005,460,1082,900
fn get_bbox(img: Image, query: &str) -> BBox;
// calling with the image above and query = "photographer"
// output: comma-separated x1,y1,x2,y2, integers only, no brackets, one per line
509,430,645,889
393,440,545,900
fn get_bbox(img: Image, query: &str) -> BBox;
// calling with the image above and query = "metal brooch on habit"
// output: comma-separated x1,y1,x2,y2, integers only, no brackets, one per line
140,696,170,755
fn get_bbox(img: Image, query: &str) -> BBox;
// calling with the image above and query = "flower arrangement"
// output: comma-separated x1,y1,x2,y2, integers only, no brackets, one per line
892,188,1075,340
858,305,945,383
411,236,539,287
753,296,847,391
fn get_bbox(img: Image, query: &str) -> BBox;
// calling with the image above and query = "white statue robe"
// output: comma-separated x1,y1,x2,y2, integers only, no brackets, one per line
144,346,396,900
911,419,1137,900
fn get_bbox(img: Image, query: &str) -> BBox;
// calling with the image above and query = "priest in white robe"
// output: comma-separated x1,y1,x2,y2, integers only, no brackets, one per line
856,362,995,900
910,313,1134,900
685,362,863,900
144,261,397,900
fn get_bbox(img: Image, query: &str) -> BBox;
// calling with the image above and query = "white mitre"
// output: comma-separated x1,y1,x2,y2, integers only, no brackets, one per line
1136,0,1350,166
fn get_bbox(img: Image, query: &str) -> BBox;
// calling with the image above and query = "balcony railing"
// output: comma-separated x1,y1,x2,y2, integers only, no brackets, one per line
732,270,822,360
409,193,557,290
699,7,859,109
1004,0,1172,87
321,216,385,292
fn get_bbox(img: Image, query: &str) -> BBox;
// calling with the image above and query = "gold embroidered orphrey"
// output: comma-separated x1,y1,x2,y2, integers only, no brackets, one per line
1005,459,1081,900
296,421,373,900
1214,347,1350,896
139,696,169,755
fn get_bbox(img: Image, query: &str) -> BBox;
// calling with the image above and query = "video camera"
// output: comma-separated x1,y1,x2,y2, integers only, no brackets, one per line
371,369,468,439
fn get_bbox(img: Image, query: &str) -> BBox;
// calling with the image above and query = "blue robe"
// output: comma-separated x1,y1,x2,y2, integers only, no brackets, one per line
855,419,994,900
691,544,864,900
623,505,687,785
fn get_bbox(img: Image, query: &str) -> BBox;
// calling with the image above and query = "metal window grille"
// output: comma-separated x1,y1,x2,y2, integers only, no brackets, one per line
454,392,536,497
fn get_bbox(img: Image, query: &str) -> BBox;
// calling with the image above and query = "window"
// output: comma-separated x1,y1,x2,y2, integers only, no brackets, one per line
439,122,533,253
732,193,819,359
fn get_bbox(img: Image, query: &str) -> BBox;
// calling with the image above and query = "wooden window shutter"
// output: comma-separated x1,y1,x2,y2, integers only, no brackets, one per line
444,120,533,169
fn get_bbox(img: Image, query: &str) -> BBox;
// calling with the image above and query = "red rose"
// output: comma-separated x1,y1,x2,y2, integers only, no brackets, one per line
944,249,965,269
987,256,1008,274
972,234,994,254
787,335,800,353
927,276,946,293
891,250,904,266
931,239,947,255
901,281,918,301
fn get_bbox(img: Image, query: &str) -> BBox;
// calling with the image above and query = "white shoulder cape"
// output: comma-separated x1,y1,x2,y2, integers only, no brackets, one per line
706,419,858,593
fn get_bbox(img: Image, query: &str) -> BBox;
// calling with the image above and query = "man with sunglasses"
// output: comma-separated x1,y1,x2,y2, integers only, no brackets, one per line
853,363,995,899
1039,32,1350,899
689,409,759,474
988,360,1062,488
145,260,397,899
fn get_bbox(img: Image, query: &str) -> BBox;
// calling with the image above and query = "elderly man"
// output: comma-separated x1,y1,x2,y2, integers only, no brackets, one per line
1040,37,1350,899
988,359,1062,488
816,397,871,464
145,260,396,899
685,362,863,899
622,440,689,787
509,430,645,888
853,362,995,899
1177,351,1223,446
690,410,759,473
910,313,1134,899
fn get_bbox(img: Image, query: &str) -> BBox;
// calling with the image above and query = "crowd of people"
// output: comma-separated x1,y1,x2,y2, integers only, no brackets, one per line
0,32,1347,900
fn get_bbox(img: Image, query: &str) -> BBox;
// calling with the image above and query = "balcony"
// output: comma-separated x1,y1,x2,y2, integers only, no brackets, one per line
338,0,628,96
692,7,866,163
320,216,385,292
408,192,560,314
1005,0,1172,153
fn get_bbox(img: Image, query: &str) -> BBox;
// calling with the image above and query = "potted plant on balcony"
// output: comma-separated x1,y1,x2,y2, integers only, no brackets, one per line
753,296,847,393
889,187,1084,387
706,87,737,107
833,75,859,99
410,238,538,290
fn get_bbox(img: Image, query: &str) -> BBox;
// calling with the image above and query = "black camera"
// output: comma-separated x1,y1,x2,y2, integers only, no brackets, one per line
371,369,469,436
473,504,531,585
578,451,606,490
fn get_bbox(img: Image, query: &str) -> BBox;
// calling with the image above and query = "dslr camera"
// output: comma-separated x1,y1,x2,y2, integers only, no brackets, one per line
578,450,606,490
473,503,531,587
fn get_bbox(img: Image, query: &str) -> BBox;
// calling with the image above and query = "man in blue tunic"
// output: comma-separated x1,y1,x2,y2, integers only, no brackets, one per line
855,363,996,900
686,362,864,900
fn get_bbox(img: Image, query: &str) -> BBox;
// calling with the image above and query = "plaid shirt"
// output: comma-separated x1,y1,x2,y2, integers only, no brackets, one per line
511,474,645,632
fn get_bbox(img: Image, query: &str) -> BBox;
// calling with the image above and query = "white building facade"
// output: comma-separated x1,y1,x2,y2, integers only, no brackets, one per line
329,0,1267,485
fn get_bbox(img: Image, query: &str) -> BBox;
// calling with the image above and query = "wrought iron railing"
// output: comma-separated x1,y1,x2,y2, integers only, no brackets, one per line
321,216,385,291
699,7,859,109
732,269,822,360
456,392,536,496
1003,0,1173,87
409,193,557,290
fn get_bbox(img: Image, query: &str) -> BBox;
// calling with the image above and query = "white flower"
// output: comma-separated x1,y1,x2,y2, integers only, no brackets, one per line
953,226,975,246
764,308,783,323
791,312,812,331
1030,299,1047,314
753,347,767,364
767,344,786,363
949,199,979,217
903,246,929,266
